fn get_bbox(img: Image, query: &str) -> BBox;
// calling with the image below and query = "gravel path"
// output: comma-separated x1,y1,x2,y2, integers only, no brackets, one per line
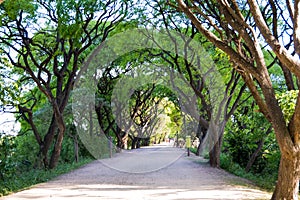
2,144,271,200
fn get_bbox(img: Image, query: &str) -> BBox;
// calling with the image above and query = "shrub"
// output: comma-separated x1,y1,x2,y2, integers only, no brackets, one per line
0,158,93,197
220,153,276,190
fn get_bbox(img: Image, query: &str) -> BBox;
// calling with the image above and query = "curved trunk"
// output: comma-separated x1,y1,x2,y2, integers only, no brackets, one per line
271,154,300,200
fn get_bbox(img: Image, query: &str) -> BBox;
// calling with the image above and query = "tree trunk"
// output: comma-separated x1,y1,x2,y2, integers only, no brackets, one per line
136,138,141,148
74,136,79,163
117,137,124,150
196,143,201,156
271,155,300,200
116,129,128,151
196,128,207,156
122,134,128,150
209,139,221,168
41,116,57,168
131,137,138,149
209,122,225,168
49,115,66,169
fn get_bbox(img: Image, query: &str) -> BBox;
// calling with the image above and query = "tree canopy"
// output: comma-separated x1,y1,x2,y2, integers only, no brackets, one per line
0,0,299,199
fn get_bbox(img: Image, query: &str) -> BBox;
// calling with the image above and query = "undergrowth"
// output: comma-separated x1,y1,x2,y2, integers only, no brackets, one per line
0,158,93,197
190,147,277,191
219,153,277,191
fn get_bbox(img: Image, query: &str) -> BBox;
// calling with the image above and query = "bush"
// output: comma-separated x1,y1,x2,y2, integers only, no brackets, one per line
220,153,277,190
0,133,17,181
190,147,197,154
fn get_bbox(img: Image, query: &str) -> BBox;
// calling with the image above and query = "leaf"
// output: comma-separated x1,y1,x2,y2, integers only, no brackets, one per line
276,90,299,124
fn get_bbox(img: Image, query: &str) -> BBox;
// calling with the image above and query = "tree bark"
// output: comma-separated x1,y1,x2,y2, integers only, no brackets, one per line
41,115,57,167
209,128,224,168
271,154,300,200
122,134,128,150
196,127,207,156
49,113,66,169
209,140,221,168
209,122,225,168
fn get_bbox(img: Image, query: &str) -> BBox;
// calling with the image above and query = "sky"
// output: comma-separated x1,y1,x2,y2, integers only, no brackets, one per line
0,112,20,136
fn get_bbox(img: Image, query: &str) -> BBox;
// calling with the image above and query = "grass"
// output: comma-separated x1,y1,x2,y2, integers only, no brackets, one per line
0,157,94,197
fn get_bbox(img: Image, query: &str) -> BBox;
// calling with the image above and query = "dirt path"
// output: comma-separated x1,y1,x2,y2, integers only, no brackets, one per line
2,144,271,200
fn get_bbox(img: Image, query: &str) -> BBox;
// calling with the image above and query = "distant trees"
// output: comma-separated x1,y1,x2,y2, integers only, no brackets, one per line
95,62,181,150
135,0,247,167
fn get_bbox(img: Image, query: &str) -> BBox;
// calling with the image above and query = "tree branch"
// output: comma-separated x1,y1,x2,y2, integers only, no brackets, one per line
247,0,300,78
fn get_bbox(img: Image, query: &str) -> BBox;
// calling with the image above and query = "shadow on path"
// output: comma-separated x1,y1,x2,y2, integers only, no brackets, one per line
2,144,271,200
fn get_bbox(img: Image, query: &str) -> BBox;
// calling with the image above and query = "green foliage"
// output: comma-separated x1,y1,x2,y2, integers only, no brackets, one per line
13,133,40,169
223,97,279,173
190,147,197,154
18,102,92,163
0,0,290,196
1,0,37,21
164,101,182,139
276,90,299,124
222,94,280,190
0,61,23,108
0,133,17,181
0,158,93,197
220,153,278,190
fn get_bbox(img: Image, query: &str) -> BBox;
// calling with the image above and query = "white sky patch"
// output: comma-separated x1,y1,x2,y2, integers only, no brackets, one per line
0,112,20,136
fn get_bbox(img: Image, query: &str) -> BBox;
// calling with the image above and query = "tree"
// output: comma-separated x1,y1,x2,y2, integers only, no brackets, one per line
135,0,246,167
0,0,130,169
95,64,132,150
94,47,149,150
173,0,300,199
110,66,169,149
128,83,164,148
